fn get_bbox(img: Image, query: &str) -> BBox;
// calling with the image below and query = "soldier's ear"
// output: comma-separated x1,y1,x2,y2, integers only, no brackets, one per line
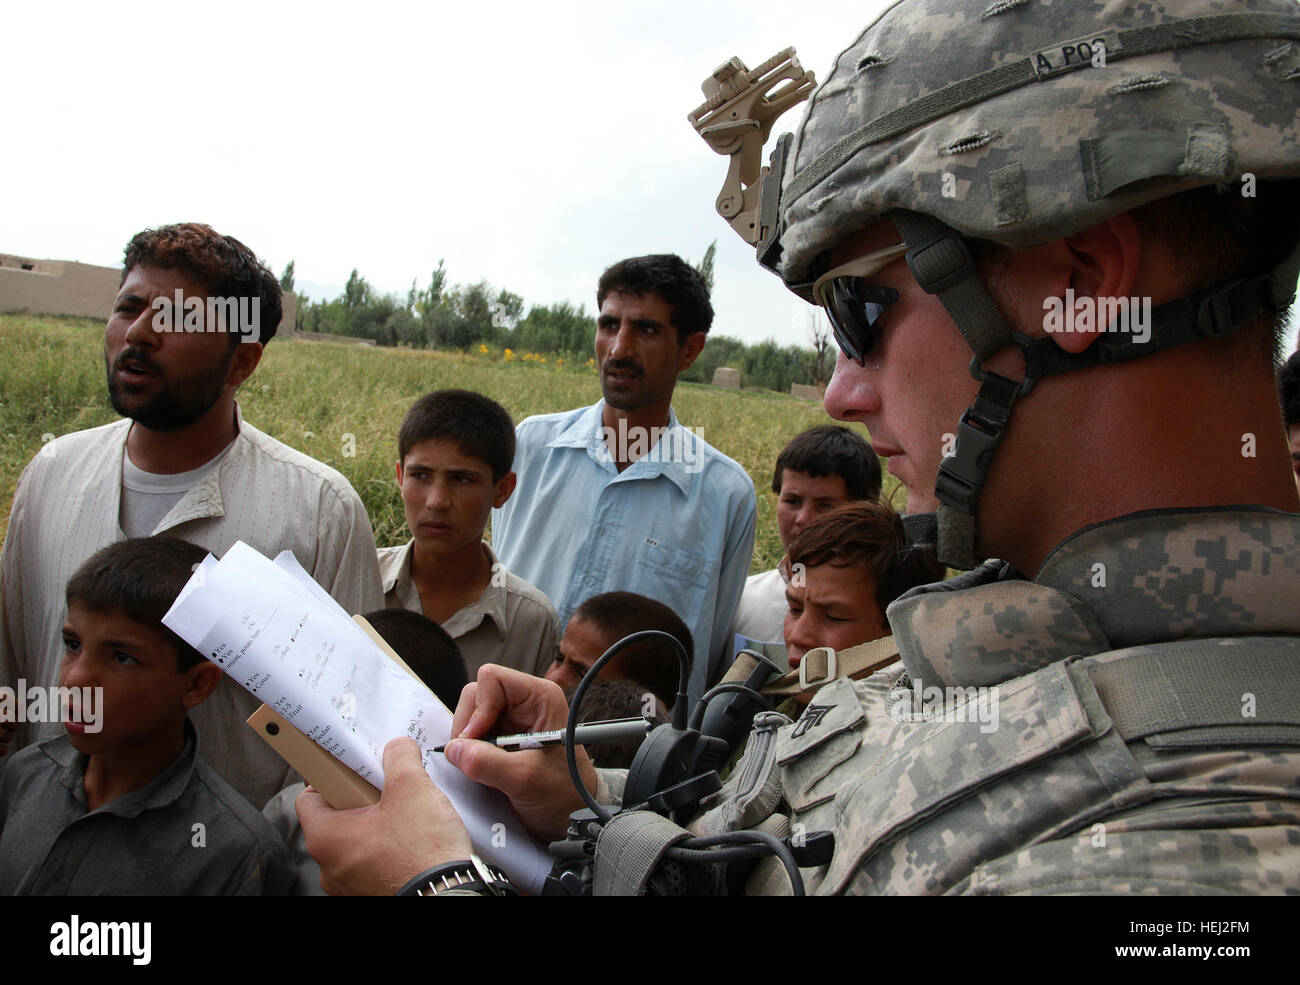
1026,213,1142,355
1064,213,1141,321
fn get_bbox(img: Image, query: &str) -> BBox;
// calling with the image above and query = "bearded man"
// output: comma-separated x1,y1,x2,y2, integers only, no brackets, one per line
0,223,383,808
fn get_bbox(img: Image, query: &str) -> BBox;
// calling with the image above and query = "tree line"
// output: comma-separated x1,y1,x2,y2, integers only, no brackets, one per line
278,247,832,394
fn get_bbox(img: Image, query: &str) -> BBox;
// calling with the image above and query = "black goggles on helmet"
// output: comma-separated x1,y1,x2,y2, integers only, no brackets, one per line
811,243,907,365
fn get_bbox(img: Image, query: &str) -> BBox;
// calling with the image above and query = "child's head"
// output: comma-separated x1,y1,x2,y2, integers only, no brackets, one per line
772,425,883,552
562,680,670,770
361,608,469,709
395,390,517,559
546,591,692,707
60,537,221,753
784,503,944,670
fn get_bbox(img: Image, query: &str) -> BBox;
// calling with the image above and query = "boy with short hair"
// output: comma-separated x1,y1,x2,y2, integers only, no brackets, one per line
782,502,944,697
562,680,671,770
544,591,693,708
728,425,883,652
0,537,293,895
378,390,559,679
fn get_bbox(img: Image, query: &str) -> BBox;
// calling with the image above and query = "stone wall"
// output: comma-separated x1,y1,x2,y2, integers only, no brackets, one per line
0,251,295,339
0,255,121,320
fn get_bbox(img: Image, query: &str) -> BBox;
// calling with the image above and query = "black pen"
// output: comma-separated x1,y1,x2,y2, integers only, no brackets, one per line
433,717,651,752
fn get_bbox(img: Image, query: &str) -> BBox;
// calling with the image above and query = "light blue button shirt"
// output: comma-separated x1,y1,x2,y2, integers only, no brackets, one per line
492,401,757,700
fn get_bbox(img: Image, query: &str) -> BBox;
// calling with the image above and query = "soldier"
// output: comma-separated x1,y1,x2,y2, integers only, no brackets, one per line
298,0,1300,894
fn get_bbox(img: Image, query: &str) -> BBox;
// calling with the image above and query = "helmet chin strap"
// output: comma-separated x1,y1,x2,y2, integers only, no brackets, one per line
889,210,1025,570
888,209,1286,570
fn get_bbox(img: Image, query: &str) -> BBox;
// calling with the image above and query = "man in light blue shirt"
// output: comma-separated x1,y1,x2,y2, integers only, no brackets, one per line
492,255,757,700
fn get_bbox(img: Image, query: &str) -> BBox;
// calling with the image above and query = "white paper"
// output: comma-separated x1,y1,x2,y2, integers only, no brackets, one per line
163,541,552,893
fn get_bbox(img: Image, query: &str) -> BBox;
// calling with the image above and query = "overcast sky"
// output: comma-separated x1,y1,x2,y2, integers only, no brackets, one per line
4,0,1296,351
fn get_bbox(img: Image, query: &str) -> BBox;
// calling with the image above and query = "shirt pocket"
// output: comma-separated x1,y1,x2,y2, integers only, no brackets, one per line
633,536,718,627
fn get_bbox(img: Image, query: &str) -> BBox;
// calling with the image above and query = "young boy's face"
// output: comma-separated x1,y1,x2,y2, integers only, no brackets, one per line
545,616,624,691
397,438,516,560
59,602,219,755
783,561,889,671
776,470,854,553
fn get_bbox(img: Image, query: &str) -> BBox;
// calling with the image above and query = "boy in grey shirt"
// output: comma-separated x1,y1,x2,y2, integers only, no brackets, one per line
0,537,292,895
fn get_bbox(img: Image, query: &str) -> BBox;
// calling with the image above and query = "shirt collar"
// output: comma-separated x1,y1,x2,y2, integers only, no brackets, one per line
549,400,696,497
382,540,509,643
440,542,509,642
378,540,417,597
49,719,199,817
127,403,247,530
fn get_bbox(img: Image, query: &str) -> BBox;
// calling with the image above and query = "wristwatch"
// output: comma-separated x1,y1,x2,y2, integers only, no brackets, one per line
397,853,519,896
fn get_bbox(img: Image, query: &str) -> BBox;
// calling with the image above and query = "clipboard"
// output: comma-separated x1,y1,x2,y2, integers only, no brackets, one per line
246,613,438,809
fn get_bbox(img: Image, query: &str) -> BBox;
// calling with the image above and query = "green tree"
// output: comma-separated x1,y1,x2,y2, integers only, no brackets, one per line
344,269,371,313
681,333,747,384
415,260,447,326
485,288,524,345
808,312,833,384
694,240,717,292
742,339,816,393
279,260,295,293
513,301,592,356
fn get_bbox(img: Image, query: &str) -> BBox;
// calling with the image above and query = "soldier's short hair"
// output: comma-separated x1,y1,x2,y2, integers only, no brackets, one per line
122,223,283,344
973,181,1300,367
772,425,882,501
788,503,945,615
596,254,714,344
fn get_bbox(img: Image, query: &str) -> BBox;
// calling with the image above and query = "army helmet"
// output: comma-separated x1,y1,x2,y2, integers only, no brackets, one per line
752,0,1300,567
773,0,1300,299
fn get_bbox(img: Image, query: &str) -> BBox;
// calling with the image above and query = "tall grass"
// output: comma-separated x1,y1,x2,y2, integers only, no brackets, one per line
0,315,898,573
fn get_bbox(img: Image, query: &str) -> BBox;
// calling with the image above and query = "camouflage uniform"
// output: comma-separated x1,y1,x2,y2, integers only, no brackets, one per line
591,0,1300,893
682,507,1300,894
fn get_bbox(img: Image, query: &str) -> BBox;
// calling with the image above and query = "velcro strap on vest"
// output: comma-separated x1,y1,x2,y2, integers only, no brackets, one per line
593,810,692,896
1085,637,1300,746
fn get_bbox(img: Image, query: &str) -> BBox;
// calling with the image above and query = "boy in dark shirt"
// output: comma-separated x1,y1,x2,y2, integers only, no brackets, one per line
0,537,293,895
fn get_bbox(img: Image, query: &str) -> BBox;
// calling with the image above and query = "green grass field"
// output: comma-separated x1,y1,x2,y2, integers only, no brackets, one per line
0,314,900,573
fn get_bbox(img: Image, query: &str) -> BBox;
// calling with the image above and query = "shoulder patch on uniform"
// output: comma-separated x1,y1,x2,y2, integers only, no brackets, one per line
791,703,834,738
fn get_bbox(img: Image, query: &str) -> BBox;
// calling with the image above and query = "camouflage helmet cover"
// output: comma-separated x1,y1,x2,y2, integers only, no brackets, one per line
774,0,1300,298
